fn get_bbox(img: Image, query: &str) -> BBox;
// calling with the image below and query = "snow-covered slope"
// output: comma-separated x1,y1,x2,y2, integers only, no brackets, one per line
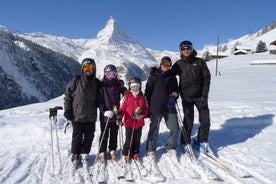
0,30,80,109
201,25,276,56
0,53,275,184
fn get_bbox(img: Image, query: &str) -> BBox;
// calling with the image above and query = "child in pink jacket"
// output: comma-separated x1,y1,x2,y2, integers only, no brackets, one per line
120,77,149,162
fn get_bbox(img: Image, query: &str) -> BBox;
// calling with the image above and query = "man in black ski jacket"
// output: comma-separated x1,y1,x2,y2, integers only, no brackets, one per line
64,58,103,166
171,40,211,153
145,56,179,158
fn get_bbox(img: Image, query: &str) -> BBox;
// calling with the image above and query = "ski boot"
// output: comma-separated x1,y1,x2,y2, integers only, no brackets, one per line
81,154,89,171
109,150,116,161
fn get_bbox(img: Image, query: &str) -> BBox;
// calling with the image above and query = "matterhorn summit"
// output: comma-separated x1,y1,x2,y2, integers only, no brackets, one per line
96,16,136,44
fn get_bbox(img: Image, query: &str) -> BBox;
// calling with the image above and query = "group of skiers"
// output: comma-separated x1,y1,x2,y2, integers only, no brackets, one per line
63,40,211,168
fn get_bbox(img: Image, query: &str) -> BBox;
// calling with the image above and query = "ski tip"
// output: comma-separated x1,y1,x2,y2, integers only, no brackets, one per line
126,179,135,182
211,177,224,182
242,174,253,178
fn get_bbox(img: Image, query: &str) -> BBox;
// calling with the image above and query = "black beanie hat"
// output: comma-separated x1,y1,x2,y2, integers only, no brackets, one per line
179,40,193,49
161,56,171,62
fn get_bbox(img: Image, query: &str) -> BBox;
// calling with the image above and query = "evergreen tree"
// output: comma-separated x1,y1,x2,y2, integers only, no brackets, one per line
256,40,268,53
202,51,212,61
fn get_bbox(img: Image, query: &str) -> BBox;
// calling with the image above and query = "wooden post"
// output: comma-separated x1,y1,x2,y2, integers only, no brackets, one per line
215,34,220,76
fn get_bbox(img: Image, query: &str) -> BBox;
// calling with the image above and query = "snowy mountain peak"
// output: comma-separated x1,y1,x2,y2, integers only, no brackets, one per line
0,25,8,32
96,16,137,44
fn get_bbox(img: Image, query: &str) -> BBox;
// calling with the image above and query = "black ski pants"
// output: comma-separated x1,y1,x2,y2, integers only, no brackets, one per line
123,127,142,157
99,121,119,153
71,122,95,154
180,98,210,145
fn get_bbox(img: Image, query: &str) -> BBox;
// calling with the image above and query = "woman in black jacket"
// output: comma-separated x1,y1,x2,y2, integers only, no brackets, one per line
98,64,127,162
145,56,179,158
63,58,103,169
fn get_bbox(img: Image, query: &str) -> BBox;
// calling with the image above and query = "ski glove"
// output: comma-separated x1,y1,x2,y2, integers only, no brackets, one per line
200,97,208,109
116,119,123,126
116,113,122,121
104,110,114,118
64,110,74,121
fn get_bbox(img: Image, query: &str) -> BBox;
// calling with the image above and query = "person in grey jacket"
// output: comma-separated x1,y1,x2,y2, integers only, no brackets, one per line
64,58,103,167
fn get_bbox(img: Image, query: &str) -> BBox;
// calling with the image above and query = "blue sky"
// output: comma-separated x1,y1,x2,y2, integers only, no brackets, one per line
0,0,275,51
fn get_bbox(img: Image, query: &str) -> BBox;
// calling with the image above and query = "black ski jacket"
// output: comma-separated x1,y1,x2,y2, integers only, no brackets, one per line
64,72,103,123
99,78,127,122
145,67,178,115
171,51,211,100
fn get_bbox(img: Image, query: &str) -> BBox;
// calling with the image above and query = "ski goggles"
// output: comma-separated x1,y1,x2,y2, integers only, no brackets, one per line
82,64,94,72
180,46,193,51
105,71,117,79
161,61,171,67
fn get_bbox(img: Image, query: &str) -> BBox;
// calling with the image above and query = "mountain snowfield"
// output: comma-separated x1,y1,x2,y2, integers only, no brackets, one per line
0,52,276,184
18,17,159,81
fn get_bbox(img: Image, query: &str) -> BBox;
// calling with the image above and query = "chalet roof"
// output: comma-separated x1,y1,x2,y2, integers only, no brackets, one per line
233,49,248,55
270,40,276,46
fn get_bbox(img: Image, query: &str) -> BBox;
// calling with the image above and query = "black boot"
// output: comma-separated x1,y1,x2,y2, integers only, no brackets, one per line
71,154,80,162
71,154,80,172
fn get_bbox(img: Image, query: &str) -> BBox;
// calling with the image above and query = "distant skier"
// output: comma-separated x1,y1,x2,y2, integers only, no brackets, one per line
63,58,103,169
119,77,149,161
171,40,211,153
98,64,127,162
145,56,179,158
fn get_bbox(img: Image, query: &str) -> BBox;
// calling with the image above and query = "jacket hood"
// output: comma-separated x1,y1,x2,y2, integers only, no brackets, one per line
150,66,159,75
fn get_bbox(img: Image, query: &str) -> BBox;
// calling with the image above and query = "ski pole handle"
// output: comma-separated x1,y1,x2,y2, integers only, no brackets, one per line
49,106,63,118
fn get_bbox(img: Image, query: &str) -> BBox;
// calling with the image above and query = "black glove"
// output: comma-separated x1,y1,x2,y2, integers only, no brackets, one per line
133,114,138,121
64,110,74,121
116,113,122,121
200,97,208,108
116,120,123,126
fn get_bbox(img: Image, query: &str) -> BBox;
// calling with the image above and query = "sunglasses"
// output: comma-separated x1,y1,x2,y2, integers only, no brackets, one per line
82,64,94,72
181,46,193,51
161,61,171,67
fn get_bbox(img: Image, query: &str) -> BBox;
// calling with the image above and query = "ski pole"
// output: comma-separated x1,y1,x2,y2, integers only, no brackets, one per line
112,106,124,153
118,122,124,153
49,106,63,176
126,122,136,162
53,114,62,175
126,106,142,162
49,115,55,175
174,99,195,158
91,117,110,173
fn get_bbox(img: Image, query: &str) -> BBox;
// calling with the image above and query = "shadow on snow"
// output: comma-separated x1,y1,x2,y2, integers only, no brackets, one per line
207,114,274,156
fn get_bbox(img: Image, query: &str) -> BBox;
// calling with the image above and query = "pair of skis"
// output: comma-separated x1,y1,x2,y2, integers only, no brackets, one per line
186,142,253,182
